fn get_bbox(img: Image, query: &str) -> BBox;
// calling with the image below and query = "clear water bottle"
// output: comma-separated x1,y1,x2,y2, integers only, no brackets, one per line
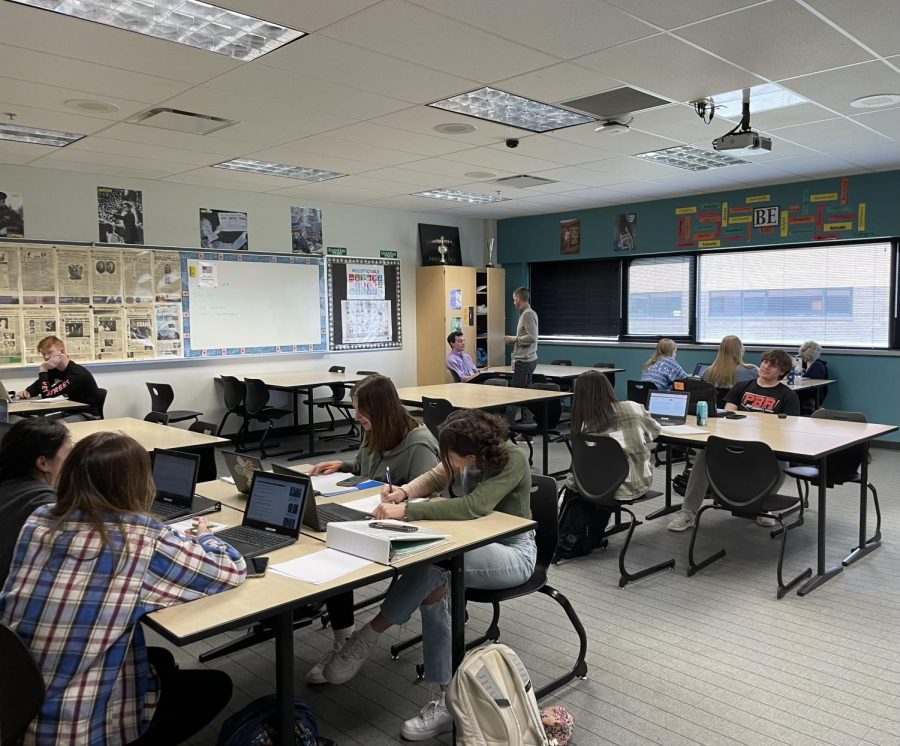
787,370,795,385
696,400,708,426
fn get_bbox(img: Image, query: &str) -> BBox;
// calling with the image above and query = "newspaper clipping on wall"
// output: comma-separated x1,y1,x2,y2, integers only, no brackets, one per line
22,308,59,363
60,308,93,360
57,248,91,305
0,246,20,304
93,307,125,360
21,247,56,305
123,250,153,304
91,249,123,304
154,303,183,357
125,306,155,359
153,251,182,302
0,310,22,364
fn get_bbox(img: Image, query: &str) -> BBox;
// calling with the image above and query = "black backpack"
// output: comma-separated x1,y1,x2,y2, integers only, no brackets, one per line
554,489,611,561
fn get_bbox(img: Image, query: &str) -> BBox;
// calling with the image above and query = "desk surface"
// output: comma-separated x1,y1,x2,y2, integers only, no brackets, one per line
396,382,569,408
490,364,624,378
239,371,366,389
66,417,228,449
10,398,87,414
786,378,836,392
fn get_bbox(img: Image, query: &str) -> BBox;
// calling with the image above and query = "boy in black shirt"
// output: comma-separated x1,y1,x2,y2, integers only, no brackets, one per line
20,336,102,418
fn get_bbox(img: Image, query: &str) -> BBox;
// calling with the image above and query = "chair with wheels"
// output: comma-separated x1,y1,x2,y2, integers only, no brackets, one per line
304,366,357,442
145,382,202,424
390,474,588,699
240,378,292,459
688,436,811,599
593,361,616,388
144,411,170,425
0,622,45,746
509,383,563,467
421,396,454,440
783,409,881,566
567,435,674,588
217,376,246,438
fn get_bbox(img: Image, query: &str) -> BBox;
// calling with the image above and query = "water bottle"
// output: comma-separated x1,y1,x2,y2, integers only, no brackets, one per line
696,400,708,426
787,370,795,385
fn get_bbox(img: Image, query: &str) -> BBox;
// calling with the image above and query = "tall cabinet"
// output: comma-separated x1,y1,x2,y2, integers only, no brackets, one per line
416,266,505,385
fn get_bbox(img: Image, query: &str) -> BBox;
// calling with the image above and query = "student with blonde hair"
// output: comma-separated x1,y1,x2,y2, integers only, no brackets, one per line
640,338,687,391
702,335,758,389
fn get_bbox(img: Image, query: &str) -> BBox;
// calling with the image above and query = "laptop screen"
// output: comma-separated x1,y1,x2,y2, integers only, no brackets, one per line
647,391,689,423
152,449,200,504
245,471,309,533
692,362,711,377
222,450,263,493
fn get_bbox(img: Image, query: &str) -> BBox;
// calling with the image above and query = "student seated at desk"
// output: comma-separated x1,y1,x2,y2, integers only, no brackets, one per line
321,410,535,741
18,335,103,417
445,330,483,382
0,432,246,745
667,349,800,533
0,419,72,587
640,338,687,391
702,335,758,389
306,374,439,685
798,340,828,415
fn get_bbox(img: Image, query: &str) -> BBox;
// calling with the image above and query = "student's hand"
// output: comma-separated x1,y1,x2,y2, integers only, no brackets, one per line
503,335,515,345
39,357,57,372
310,461,342,475
18,390,31,399
381,486,408,503
372,502,406,520
193,517,213,537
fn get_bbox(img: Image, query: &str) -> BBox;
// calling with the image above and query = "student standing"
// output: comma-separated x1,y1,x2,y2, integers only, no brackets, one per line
504,286,539,420
640,338,687,391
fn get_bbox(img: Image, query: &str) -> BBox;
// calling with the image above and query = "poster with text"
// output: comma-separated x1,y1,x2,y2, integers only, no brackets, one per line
291,206,324,254
21,247,56,305
200,208,248,250
93,307,125,360
0,310,22,364
123,250,153,304
155,303,183,357
153,250,182,302
125,306,155,359
91,249,123,304
341,300,392,344
97,186,144,244
57,248,91,305
0,192,24,238
346,263,385,300
60,307,93,360
0,246,20,304
614,212,637,252
23,308,59,363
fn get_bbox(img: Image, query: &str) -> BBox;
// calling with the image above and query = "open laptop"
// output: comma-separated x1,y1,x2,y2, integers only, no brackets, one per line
150,449,221,522
0,381,16,401
692,362,712,377
647,391,690,426
222,450,265,495
214,470,308,559
271,463,372,530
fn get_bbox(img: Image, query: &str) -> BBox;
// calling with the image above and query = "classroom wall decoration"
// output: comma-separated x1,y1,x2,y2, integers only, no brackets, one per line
560,218,580,255
327,256,402,351
199,208,249,250
0,192,24,238
418,224,462,266
614,212,637,252
97,187,144,244
291,206,324,255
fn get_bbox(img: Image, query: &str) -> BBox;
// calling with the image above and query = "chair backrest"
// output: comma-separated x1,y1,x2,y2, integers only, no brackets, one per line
189,420,218,436
421,396,454,439
626,379,656,406
570,435,629,506
481,377,508,387
593,362,616,386
447,367,462,383
673,377,717,415
550,359,572,366
525,382,561,429
705,436,781,513
812,408,867,484
95,388,108,419
0,622,45,746
529,474,559,585
144,411,170,425
325,365,347,400
356,370,379,376
221,376,245,411
145,382,174,413
244,378,271,416
329,365,346,374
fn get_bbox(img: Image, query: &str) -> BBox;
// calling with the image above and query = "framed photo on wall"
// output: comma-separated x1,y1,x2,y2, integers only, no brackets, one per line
418,224,462,266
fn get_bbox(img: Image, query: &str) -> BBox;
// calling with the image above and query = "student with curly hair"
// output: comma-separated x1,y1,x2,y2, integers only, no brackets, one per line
321,409,535,741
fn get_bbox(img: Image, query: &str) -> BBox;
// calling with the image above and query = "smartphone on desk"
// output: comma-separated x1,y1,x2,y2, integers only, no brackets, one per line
724,412,746,420
247,556,269,578
369,522,418,533
336,475,370,487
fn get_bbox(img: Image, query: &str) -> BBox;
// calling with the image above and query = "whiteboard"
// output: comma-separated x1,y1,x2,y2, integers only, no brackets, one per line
183,252,326,356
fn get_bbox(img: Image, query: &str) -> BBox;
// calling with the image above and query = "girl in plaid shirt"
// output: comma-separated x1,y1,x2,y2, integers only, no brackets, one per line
0,432,246,745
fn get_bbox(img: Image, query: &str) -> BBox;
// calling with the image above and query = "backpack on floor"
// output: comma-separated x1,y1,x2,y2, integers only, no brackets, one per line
446,643,549,746
216,694,320,746
554,490,610,560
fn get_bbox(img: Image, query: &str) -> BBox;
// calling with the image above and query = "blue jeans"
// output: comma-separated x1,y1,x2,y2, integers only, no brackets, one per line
380,532,537,684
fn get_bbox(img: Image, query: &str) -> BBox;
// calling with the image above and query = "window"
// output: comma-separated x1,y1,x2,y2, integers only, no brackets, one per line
697,242,892,347
626,256,693,336
530,259,620,338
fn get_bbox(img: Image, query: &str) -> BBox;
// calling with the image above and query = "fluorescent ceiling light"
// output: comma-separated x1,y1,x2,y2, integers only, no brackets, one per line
412,189,509,204
634,145,747,171
429,87,595,133
710,83,806,118
10,0,305,61
0,123,84,147
214,159,346,182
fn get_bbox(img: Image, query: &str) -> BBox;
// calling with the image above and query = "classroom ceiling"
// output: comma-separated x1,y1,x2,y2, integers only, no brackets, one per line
1,0,899,219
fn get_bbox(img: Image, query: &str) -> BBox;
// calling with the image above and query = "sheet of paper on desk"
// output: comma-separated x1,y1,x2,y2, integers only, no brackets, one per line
168,517,231,535
309,472,358,496
220,475,236,485
660,424,706,436
270,549,373,584
40,395,67,402
343,494,428,513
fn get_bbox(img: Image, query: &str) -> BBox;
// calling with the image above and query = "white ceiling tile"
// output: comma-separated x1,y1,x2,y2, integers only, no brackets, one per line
358,195,462,212
806,0,900,57
603,0,757,29
66,137,221,167
0,153,38,165
163,172,283,193
164,167,303,190
828,143,900,170
99,123,253,157
28,158,174,180
769,118,890,150
34,148,191,176
408,0,657,58
321,0,559,83
327,123,474,158
551,125,682,157
480,134,612,166
850,108,900,140
217,0,382,31
251,134,421,167
390,157,518,182
759,153,860,178
673,0,873,80
0,105,113,136
0,77,147,121
0,140,50,158
780,61,900,116
494,63,622,105
630,103,739,143
239,145,381,175
582,155,685,180
746,102,838,130
447,147,561,174
352,166,470,188
575,35,762,103
524,165,631,188
205,122,314,147
370,106,527,145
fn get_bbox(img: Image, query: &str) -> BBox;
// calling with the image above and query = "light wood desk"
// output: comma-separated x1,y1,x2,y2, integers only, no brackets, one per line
490,363,624,380
10,398,89,416
655,411,897,596
786,377,836,408
396,383,569,474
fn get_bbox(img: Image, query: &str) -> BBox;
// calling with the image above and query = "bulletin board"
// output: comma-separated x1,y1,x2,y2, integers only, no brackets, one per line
326,256,402,351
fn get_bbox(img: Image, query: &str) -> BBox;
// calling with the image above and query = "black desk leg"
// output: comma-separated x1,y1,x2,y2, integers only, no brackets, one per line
645,444,682,521
449,554,465,672
288,386,329,461
798,454,843,596
541,401,550,475
844,445,880,566
274,612,295,746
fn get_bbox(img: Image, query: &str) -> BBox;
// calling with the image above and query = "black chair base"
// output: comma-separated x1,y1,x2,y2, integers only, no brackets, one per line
615,505,675,589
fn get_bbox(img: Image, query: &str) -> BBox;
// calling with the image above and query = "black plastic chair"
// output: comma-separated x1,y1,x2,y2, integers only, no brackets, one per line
593,361,616,388
689,436,811,599
421,396,454,439
673,377,717,416
304,366,357,442
240,378,292,459
626,379,657,406
783,409,880,566
144,411,170,425
550,359,572,366
390,475,588,699
447,367,462,383
145,382,202,424
217,376,246,437
568,435,673,588
0,622,45,746
509,383,563,467
94,388,108,419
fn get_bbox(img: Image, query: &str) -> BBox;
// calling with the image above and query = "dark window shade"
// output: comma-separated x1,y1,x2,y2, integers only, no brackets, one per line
530,259,620,337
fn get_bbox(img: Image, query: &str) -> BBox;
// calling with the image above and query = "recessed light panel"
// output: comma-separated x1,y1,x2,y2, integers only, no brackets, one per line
0,123,84,147
710,83,806,118
9,0,305,61
214,159,347,182
412,189,509,204
850,93,900,109
429,87,595,133
634,145,747,171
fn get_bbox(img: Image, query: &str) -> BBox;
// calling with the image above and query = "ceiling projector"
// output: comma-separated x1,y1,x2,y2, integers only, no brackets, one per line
712,130,772,152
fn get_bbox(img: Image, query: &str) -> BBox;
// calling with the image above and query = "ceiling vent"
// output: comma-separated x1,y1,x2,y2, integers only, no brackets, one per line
562,87,669,118
128,108,238,135
493,175,558,189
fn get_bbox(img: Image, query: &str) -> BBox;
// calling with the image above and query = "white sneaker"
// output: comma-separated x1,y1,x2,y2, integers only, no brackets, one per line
757,514,777,527
667,510,696,532
322,629,373,684
306,640,342,685
401,693,454,741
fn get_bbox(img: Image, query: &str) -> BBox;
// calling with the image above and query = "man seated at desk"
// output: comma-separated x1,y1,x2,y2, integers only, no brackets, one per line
667,349,800,533
19,335,102,418
445,331,484,382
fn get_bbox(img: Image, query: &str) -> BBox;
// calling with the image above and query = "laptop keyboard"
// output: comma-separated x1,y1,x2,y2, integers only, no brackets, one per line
151,500,187,519
219,526,277,547
318,504,369,525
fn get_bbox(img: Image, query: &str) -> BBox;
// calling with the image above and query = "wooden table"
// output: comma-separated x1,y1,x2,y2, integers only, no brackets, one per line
10,398,90,416
395,383,570,474
786,377,836,409
655,411,896,596
489,363,624,380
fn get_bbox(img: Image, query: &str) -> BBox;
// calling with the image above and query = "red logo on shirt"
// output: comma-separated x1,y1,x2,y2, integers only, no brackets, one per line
741,392,778,412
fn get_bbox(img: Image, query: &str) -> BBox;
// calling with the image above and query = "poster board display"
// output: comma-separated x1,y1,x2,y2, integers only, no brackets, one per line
326,256,402,351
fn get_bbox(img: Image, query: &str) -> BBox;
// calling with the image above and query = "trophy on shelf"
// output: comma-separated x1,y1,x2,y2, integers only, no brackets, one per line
486,237,495,268
431,235,452,264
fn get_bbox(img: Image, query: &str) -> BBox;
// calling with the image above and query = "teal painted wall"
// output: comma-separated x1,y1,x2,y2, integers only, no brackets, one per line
498,170,900,440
